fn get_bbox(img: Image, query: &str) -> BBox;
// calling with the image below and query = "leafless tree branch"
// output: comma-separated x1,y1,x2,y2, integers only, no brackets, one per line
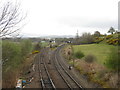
0,1,26,38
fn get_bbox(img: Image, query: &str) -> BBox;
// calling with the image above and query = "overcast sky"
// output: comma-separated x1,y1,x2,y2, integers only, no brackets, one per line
20,0,119,37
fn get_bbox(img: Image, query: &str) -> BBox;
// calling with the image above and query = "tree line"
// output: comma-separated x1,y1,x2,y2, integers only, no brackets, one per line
73,27,119,45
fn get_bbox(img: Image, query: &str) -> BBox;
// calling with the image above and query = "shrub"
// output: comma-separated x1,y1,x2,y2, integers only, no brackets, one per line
84,54,96,63
32,50,39,54
74,51,84,59
94,37,104,43
106,35,113,39
105,48,119,71
106,38,119,45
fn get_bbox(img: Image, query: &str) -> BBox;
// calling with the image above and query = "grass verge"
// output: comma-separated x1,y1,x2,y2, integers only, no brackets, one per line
63,44,119,88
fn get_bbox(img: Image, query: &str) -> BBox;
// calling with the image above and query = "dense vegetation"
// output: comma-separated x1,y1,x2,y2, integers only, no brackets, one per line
64,29,119,88
2,39,34,88
2,40,33,69
105,47,119,71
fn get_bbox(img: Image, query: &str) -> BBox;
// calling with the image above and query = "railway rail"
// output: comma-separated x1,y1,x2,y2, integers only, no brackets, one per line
54,46,83,89
37,53,56,89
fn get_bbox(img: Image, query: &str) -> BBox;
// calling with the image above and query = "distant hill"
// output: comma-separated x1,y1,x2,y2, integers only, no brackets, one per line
20,33,75,39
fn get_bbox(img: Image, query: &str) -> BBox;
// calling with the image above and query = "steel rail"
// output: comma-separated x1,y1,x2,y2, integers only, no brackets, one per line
55,47,83,89
54,53,72,89
38,53,56,89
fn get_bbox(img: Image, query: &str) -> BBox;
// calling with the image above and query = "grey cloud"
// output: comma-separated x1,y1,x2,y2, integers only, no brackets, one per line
57,17,117,29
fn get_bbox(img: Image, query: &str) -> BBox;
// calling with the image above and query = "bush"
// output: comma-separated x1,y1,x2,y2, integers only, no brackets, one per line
84,54,96,63
32,50,39,54
106,38,119,45
74,51,84,59
94,37,104,43
105,48,119,71
106,35,113,39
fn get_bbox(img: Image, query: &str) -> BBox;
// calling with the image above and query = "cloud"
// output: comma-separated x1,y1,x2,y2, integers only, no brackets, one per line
57,17,117,29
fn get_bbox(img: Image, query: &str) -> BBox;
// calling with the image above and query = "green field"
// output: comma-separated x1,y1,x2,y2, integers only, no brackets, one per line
40,42,49,47
73,44,118,64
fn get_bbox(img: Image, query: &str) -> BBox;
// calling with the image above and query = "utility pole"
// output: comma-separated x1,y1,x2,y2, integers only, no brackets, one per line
71,45,75,67
76,30,79,39
48,40,52,64
75,30,79,44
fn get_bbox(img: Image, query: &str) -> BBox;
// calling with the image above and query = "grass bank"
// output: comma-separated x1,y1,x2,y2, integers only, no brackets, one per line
63,44,119,88
73,44,117,64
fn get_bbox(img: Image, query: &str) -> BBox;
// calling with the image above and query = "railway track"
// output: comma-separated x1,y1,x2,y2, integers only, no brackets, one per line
37,53,56,89
54,46,83,89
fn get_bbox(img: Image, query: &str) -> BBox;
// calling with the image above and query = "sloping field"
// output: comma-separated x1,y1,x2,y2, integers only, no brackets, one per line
73,44,118,64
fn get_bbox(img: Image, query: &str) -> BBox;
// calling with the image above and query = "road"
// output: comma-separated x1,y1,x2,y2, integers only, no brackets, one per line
25,44,100,89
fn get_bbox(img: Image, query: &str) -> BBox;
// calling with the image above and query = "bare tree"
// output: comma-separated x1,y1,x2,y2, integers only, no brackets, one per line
80,32,95,44
0,1,26,38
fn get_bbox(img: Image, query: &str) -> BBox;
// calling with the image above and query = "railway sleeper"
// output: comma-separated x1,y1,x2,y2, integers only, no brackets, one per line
43,79,51,84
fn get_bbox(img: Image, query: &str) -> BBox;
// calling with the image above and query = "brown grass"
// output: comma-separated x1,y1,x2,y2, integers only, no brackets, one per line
62,45,72,60
74,59,119,88
2,70,19,88
2,53,36,88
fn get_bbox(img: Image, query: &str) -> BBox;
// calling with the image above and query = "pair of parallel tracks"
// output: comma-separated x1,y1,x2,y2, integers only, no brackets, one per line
37,46,83,89
54,47,83,89
38,53,56,89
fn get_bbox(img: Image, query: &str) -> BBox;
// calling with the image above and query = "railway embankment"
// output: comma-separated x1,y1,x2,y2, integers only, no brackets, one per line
62,44,119,88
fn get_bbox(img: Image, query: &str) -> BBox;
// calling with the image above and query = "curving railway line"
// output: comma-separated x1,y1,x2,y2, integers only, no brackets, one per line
30,45,84,89
53,46,83,89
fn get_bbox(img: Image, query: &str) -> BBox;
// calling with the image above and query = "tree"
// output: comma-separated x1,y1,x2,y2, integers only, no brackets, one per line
94,31,100,37
0,1,26,38
108,27,115,34
80,32,95,44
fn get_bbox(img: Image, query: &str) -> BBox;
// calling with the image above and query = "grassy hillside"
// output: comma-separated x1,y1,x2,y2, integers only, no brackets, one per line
95,33,119,45
64,44,119,88
63,33,119,88
73,44,118,64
